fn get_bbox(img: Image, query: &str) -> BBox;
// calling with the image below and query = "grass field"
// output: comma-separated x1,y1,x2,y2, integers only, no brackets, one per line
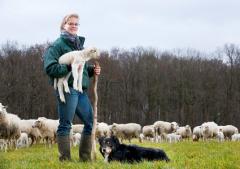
0,140,240,169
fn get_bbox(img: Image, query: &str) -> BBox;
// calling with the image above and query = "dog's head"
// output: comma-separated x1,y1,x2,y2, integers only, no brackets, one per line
98,136,120,156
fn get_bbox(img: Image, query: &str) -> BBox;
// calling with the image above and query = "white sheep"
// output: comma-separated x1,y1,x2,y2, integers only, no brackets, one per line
176,125,192,140
192,126,202,141
0,139,7,152
72,124,84,134
32,117,59,147
54,47,100,103
72,133,81,147
96,122,111,138
16,132,29,148
218,125,238,140
153,121,179,141
0,103,21,149
19,119,42,145
216,129,224,142
166,133,182,143
201,122,219,141
110,123,142,143
231,133,240,141
142,125,155,141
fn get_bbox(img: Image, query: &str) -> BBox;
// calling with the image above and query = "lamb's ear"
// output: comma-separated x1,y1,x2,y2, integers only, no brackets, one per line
90,48,97,53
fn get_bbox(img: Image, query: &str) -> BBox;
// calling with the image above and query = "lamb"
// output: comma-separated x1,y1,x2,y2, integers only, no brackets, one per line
176,125,192,139
54,47,100,103
166,133,182,143
201,122,218,141
218,125,238,140
32,117,59,147
0,103,21,149
110,123,142,143
0,139,7,152
231,133,240,141
192,126,202,141
216,129,224,142
16,132,29,148
153,121,179,141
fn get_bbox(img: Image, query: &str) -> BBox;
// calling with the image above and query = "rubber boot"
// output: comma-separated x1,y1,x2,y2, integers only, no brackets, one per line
57,135,71,161
79,134,92,162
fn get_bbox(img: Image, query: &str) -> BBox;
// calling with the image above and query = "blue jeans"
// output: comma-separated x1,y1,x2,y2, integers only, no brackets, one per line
56,87,93,136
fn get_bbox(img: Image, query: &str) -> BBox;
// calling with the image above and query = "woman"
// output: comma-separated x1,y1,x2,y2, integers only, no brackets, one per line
43,13,101,162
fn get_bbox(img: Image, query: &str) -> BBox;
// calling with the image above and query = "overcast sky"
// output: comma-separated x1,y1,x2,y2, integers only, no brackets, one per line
1,0,240,52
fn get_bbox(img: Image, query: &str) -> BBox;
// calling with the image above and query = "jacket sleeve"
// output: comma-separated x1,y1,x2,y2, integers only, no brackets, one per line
43,45,69,78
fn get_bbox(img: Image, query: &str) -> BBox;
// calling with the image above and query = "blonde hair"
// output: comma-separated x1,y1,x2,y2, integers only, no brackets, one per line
60,13,79,32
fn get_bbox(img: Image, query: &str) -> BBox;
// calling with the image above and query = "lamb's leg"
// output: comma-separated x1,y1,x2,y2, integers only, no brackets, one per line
54,78,58,90
77,62,85,93
63,72,72,93
57,78,66,103
72,63,79,91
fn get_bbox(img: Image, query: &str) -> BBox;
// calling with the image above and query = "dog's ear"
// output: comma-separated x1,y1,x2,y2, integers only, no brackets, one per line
98,137,104,145
111,135,120,145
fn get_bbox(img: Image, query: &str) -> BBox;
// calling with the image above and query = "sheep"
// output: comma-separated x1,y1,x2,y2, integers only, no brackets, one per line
72,124,84,134
0,103,21,149
16,132,29,148
166,133,182,143
54,47,100,103
110,123,142,143
72,133,81,147
0,139,7,152
19,119,42,145
153,121,179,141
176,125,192,140
231,133,240,141
32,117,59,147
216,129,224,142
192,126,202,141
96,122,111,138
142,125,155,141
218,125,238,140
201,122,218,141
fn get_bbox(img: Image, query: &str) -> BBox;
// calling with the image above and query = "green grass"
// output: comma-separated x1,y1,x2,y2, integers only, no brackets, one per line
0,140,240,169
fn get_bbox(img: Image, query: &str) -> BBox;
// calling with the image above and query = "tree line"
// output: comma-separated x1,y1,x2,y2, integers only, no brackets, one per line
0,42,240,129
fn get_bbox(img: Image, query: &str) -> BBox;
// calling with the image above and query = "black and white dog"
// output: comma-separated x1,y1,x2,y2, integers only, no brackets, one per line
98,136,170,163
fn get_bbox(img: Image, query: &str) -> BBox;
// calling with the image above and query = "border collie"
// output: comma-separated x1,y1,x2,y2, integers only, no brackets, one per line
98,136,170,163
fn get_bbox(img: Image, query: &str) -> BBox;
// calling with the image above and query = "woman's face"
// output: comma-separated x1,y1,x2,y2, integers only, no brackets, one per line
64,17,79,35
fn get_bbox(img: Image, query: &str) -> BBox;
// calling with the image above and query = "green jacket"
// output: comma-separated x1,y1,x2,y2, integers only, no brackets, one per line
43,35,94,90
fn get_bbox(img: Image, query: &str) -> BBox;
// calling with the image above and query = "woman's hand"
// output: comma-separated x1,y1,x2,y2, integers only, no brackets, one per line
94,64,101,75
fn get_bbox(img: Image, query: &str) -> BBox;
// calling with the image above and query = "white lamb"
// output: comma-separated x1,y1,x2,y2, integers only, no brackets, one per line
231,133,240,141
216,129,224,142
16,132,29,148
54,47,100,103
166,133,182,143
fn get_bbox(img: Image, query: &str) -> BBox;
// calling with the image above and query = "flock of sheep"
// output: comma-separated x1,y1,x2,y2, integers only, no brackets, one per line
0,102,240,152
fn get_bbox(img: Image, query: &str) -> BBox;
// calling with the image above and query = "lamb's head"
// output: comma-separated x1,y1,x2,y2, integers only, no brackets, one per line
84,47,100,60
